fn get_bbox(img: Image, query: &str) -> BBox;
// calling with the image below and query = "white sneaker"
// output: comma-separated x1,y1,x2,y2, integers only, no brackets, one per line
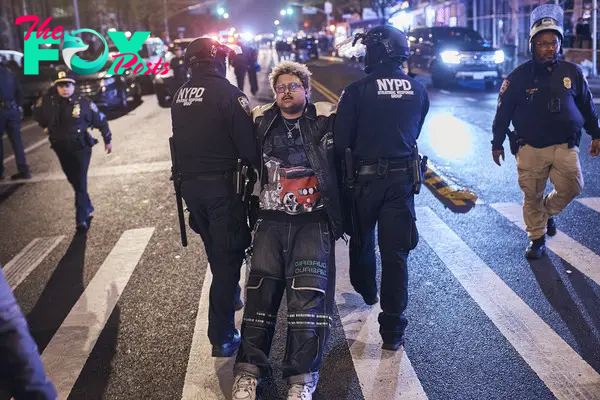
286,381,317,400
232,374,258,400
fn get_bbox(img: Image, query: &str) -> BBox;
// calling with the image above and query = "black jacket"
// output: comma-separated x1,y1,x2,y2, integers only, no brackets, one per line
334,63,429,162
33,88,111,146
253,101,344,239
492,59,600,150
171,65,258,175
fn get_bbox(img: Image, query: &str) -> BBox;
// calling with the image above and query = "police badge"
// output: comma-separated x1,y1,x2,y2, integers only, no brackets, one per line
563,77,572,89
72,103,81,118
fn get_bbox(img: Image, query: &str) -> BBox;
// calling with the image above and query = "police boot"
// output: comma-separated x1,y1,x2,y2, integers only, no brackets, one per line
10,170,31,180
525,237,546,260
382,334,405,352
212,328,241,357
546,217,557,237
232,373,258,400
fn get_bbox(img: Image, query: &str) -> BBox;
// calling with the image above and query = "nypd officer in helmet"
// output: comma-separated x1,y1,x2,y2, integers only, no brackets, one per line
170,37,259,357
33,69,112,233
492,4,600,259
334,25,429,351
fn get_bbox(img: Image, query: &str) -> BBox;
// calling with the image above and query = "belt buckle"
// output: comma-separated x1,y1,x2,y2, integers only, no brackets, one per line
376,159,388,178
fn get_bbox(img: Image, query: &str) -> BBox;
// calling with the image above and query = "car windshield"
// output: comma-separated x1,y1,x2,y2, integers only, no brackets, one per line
435,29,484,45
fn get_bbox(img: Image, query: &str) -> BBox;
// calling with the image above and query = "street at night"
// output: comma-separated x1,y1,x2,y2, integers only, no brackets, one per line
2,1,600,399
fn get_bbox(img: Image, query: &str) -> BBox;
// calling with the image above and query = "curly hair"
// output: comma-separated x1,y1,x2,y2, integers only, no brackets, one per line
268,61,312,96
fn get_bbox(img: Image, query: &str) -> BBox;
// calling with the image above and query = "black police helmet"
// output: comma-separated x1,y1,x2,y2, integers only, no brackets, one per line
184,37,231,68
362,25,409,73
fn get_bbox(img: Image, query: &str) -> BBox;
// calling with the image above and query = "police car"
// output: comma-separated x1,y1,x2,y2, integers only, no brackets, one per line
407,26,504,89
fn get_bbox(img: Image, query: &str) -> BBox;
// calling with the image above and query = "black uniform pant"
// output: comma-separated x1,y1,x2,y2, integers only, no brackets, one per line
0,108,28,176
182,180,250,345
54,146,93,226
247,68,258,96
349,172,418,344
235,214,335,383
234,68,247,92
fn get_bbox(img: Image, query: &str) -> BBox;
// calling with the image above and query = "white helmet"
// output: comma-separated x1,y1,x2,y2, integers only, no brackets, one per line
529,4,564,51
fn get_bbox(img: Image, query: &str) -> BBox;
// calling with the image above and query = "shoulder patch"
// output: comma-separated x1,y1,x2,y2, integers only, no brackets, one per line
90,101,98,112
237,95,251,116
314,101,337,117
499,79,510,95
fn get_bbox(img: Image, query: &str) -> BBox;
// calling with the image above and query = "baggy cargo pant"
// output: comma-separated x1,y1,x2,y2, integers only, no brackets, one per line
234,215,335,385
516,143,584,240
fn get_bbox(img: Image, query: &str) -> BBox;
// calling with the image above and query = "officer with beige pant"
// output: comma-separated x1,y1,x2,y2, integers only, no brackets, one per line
492,4,600,259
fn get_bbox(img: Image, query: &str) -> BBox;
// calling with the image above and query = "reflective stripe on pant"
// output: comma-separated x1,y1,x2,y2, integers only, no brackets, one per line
235,218,335,382
516,144,584,240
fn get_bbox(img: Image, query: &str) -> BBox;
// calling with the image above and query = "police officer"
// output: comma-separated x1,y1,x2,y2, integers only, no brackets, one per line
0,60,31,180
492,4,600,259
33,69,112,233
0,268,57,399
334,25,430,351
169,45,187,94
170,38,259,357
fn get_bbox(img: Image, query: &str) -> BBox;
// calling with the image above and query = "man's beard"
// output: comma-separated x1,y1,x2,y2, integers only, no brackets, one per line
279,97,306,115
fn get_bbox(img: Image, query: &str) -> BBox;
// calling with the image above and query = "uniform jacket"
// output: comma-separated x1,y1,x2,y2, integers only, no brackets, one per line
0,269,57,399
334,63,429,162
492,59,600,150
171,66,258,175
33,88,111,148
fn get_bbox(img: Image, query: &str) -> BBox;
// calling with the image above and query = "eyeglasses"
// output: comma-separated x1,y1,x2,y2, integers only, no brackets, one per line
275,82,303,93
535,41,559,50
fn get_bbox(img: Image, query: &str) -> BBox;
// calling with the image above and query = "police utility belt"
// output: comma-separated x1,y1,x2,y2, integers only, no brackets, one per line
356,158,411,178
507,131,579,155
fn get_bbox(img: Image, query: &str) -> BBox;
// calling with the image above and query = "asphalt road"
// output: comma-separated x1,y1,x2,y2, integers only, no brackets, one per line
1,49,600,400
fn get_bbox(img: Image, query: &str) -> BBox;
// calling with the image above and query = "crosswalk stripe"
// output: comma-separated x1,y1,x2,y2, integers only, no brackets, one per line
181,261,248,400
3,137,48,165
417,207,600,399
334,241,428,400
492,202,600,288
41,227,155,400
577,197,600,213
3,236,65,289
2,161,172,185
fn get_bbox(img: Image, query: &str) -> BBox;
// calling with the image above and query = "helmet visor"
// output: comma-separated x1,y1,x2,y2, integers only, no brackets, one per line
335,34,367,58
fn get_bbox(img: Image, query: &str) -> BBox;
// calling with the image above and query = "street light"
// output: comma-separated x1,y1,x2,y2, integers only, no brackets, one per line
286,8,293,15
274,20,280,25
217,7,225,15
280,9,286,16
223,12,229,19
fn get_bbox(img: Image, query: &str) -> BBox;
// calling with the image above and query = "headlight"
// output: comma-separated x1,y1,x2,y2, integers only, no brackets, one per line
440,50,460,64
100,77,115,86
494,50,505,64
